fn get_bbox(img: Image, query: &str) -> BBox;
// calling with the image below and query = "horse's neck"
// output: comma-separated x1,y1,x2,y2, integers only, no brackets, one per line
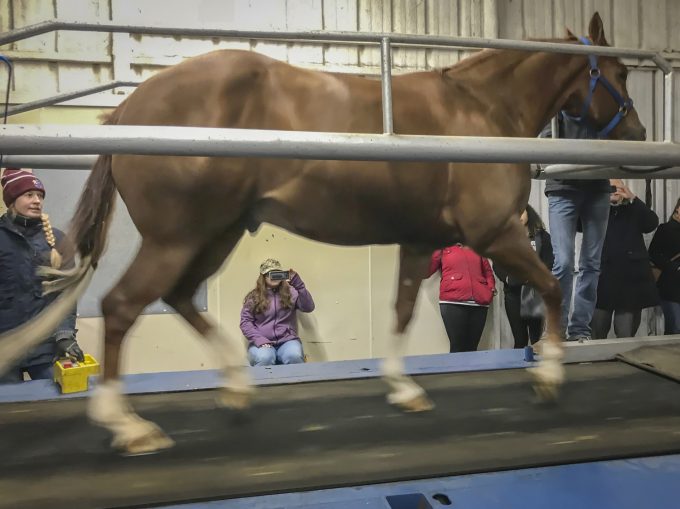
448,49,586,137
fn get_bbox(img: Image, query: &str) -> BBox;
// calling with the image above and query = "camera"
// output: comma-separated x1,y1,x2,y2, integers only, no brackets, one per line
268,270,289,281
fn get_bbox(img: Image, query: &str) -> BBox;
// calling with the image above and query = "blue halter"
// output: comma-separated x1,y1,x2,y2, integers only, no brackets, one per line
562,37,633,139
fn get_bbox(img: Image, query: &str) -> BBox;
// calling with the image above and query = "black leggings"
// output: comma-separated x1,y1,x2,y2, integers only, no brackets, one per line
591,308,642,339
504,289,544,348
439,303,488,353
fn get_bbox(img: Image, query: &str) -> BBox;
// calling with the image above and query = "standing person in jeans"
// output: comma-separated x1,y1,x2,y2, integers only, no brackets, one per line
649,197,680,334
429,245,496,353
591,180,659,338
494,206,554,348
240,258,315,366
541,114,611,342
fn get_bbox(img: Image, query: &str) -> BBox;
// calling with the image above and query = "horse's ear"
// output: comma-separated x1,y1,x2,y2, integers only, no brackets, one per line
588,12,609,46
565,28,577,41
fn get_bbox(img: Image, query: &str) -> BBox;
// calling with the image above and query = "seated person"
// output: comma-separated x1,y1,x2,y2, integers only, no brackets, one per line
0,168,83,383
240,258,315,366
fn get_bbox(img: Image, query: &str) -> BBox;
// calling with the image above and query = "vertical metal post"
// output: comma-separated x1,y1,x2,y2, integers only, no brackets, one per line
551,117,558,139
664,70,674,142
380,37,394,135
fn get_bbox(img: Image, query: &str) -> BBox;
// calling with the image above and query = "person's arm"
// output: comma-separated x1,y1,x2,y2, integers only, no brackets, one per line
288,270,315,312
428,249,442,278
541,230,555,271
648,225,673,271
492,262,510,285
53,309,83,361
50,229,83,361
482,257,496,292
631,198,659,234
239,301,272,347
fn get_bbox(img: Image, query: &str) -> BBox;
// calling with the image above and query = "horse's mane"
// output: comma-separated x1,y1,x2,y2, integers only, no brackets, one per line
435,33,579,76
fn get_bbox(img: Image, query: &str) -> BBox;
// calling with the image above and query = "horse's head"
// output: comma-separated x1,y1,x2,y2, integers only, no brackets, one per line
561,13,646,141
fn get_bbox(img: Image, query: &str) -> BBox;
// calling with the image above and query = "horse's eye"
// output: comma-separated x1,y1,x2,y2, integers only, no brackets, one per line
619,70,628,81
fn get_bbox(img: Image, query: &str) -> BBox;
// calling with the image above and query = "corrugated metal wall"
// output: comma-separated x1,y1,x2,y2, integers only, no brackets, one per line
1,0,678,349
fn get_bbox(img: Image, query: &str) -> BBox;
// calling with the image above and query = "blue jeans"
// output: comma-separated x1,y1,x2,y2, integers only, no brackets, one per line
548,191,610,338
248,339,304,366
0,362,54,384
660,300,680,334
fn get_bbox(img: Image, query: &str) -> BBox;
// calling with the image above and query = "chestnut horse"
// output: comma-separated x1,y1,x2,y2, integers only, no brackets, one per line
0,13,646,454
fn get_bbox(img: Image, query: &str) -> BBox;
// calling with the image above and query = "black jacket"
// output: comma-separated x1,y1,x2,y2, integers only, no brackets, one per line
596,198,660,310
540,114,611,195
649,218,680,303
0,213,77,366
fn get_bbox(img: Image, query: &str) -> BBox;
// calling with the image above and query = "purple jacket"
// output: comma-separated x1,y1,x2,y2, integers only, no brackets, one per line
240,273,315,347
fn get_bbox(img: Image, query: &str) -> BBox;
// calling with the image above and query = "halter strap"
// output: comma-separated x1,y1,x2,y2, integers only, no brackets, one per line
563,36,633,138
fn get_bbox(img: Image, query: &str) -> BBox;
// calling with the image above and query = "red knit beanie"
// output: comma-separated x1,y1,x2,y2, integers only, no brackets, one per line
1,168,46,207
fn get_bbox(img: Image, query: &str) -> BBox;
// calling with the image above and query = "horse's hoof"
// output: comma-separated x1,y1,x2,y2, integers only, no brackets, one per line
216,387,253,410
116,428,175,456
531,380,561,403
528,367,562,403
393,394,435,413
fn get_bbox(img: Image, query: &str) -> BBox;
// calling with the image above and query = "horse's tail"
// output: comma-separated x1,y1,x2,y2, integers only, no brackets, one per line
0,107,123,375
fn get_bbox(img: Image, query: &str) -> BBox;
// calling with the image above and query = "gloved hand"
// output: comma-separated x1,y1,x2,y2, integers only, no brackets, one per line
55,337,85,362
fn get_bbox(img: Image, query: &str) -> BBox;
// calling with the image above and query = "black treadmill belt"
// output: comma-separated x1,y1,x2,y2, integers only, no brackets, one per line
1,362,680,509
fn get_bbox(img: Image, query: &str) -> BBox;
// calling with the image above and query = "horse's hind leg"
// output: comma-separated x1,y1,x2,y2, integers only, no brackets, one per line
162,228,253,409
87,239,198,455
382,246,435,412
482,220,564,401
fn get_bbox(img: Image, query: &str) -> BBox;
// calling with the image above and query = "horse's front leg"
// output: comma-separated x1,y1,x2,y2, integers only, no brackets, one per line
381,246,435,412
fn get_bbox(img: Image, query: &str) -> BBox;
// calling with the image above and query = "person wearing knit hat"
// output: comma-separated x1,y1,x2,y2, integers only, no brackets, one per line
240,258,315,366
0,168,84,383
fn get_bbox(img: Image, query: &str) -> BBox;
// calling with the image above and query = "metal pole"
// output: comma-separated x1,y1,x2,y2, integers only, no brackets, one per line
536,164,680,180
380,37,394,135
6,156,680,179
664,70,674,142
6,81,140,116
0,21,670,66
551,117,558,139
2,125,680,167
2,155,97,169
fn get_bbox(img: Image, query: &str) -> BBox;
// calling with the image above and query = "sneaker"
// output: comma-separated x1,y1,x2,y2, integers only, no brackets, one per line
567,335,592,343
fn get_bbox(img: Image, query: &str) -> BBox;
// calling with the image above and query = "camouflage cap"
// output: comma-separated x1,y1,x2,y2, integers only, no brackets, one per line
259,258,282,275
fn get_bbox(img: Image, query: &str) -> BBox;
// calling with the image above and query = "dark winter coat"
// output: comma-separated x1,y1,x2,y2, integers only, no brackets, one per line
0,213,77,366
649,218,680,303
596,198,660,310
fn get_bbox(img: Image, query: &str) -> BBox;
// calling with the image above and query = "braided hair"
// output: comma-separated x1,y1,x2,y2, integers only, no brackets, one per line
40,213,63,269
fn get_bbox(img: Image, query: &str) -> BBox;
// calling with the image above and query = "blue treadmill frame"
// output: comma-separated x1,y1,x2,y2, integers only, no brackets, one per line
2,339,679,509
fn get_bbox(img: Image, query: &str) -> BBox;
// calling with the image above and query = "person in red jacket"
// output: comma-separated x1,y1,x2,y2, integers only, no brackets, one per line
429,244,496,352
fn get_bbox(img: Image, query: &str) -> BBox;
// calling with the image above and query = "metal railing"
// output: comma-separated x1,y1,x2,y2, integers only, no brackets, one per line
0,20,677,168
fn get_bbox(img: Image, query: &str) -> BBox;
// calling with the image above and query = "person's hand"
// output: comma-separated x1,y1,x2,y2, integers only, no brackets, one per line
260,343,273,348
620,184,636,201
288,268,297,281
55,337,85,362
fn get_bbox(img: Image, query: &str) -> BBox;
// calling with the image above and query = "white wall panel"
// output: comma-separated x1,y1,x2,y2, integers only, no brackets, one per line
55,0,110,55
323,0,360,68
